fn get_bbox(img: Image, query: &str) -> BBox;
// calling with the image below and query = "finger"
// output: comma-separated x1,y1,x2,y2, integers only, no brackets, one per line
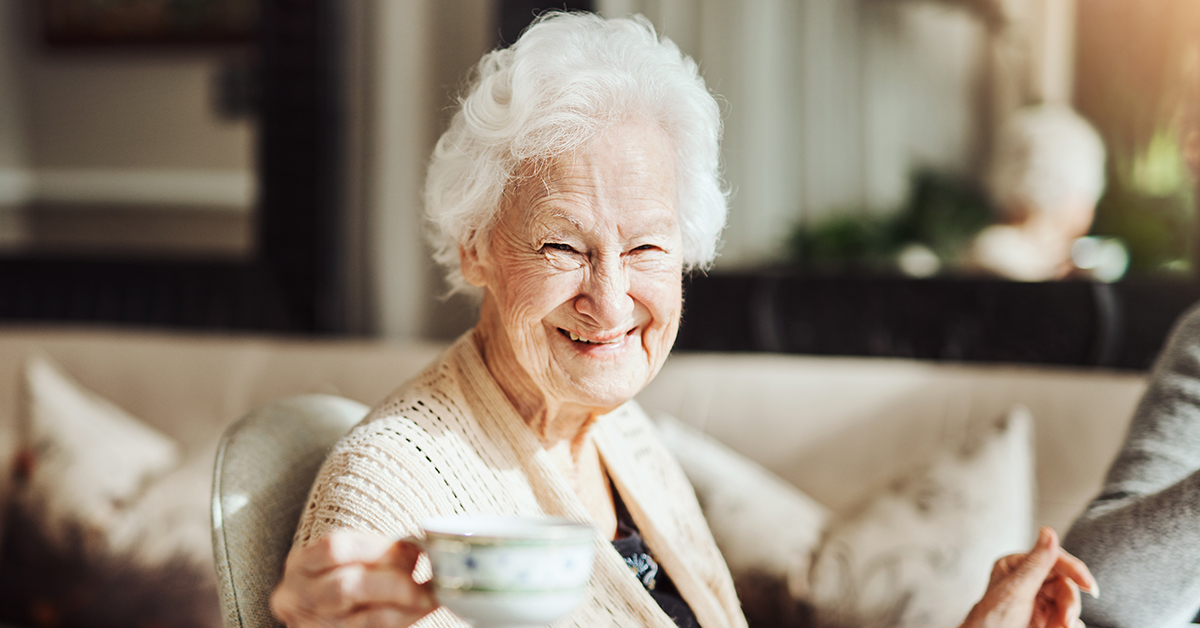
366,569,434,612
387,539,425,573
297,531,402,574
343,605,435,628
358,538,424,574
269,582,302,625
309,564,437,615
1031,593,1051,628
1051,547,1099,598
968,531,1060,627
1049,576,1082,628
989,553,1020,584
1002,526,1060,598
1064,579,1082,628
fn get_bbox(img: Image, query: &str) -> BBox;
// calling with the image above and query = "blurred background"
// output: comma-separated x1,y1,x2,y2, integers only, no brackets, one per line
0,0,1198,368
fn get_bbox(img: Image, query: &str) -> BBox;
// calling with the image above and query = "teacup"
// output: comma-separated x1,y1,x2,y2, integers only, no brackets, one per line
413,515,597,628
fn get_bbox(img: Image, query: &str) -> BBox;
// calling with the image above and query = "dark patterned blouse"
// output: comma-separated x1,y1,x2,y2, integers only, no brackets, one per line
611,484,700,628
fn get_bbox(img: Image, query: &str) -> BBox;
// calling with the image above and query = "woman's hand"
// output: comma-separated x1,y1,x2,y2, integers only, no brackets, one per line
270,530,438,628
961,526,1098,628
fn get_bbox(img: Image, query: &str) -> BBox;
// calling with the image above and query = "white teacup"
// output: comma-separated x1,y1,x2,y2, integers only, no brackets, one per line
413,515,597,628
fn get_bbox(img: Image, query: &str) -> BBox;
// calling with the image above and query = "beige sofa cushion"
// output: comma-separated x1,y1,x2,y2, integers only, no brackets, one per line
639,352,1146,534
0,327,444,476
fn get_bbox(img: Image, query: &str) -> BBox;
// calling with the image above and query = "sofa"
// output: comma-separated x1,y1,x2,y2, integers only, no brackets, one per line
0,325,1149,627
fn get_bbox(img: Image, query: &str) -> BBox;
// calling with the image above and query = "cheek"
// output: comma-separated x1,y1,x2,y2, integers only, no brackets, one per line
634,274,682,380
496,260,581,327
632,268,683,331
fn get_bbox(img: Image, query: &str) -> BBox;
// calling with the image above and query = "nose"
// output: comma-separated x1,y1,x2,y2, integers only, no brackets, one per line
574,254,634,328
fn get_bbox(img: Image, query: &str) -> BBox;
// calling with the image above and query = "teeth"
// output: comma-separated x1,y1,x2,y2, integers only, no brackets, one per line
565,330,619,344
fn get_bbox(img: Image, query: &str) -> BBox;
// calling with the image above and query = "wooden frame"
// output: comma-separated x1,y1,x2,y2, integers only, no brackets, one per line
41,0,256,46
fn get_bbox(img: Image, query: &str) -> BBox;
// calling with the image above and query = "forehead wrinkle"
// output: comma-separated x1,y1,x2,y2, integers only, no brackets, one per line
522,197,587,233
509,122,679,239
524,178,677,242
620,208,677,237
501,173,562,234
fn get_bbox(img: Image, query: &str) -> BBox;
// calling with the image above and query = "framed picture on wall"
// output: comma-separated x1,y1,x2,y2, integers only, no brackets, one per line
41,0,256,46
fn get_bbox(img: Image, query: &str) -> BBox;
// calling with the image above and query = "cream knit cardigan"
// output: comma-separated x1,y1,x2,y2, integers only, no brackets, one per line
294,332,747,628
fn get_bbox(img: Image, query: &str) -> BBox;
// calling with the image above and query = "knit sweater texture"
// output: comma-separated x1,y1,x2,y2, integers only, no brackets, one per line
294,332,747,628
1064,303,1200,628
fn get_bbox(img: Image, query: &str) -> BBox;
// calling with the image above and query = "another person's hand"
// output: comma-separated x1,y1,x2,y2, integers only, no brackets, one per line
961,526,1098,628
271,529,438,628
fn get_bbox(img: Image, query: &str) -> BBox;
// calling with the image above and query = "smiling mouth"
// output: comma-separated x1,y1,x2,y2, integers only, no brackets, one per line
559,328,631,345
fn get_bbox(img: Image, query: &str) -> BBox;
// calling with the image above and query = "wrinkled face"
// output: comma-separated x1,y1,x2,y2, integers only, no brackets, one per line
463,120,683,415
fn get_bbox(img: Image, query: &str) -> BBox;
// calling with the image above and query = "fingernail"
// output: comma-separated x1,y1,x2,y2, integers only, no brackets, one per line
1037,526,1053,548
1088,584,1100,599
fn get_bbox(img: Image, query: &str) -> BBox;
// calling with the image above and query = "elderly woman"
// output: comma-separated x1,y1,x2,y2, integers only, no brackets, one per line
270,12,1094,628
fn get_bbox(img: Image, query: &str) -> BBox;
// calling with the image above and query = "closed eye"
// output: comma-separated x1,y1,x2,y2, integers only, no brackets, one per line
631,244,659,252
542,242,577,253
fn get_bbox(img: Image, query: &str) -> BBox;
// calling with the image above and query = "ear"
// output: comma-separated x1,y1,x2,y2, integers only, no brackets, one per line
459,241,488,288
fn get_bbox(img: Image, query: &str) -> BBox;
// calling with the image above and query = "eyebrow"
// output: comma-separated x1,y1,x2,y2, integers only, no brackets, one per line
545,210,586,230
523,197,587,231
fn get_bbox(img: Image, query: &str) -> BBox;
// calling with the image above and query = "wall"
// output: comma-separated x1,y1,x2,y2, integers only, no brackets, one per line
345,0,493,338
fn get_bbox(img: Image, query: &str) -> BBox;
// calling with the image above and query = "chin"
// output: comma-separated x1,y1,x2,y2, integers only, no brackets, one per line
558,368,649,412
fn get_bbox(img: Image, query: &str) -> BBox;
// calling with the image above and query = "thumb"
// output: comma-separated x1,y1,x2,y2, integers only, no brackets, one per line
1005,526,1060,597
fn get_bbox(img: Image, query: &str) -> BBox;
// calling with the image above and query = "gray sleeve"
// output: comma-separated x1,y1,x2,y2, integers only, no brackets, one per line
1063,303,1200,628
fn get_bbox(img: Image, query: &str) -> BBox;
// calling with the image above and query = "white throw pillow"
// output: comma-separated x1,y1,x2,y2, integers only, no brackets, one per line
105,442,218,567
4,355,220,628
806,406,1036,628
654,413,832,595
19,355,180,548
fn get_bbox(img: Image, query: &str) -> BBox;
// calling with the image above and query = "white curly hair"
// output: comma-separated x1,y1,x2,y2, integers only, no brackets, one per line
424,12,727,295
988,104,1107,219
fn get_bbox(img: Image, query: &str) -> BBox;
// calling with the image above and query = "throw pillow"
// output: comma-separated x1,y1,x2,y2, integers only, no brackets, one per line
0,355,220,628
15,355,180,549
806,406,1035,628
654,413,831,626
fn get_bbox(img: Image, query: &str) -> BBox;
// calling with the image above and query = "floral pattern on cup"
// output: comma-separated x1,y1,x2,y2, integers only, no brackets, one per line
429,541,595,593
419,516,596,595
